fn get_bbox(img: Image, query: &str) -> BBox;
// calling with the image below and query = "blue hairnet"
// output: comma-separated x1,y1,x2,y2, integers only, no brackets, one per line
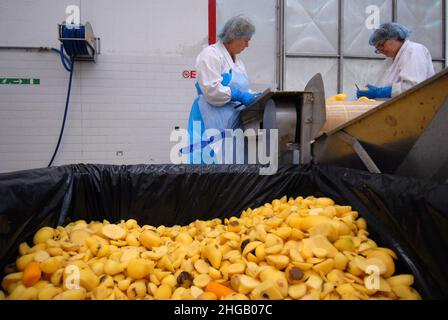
369,22,411,46
218,15,255,43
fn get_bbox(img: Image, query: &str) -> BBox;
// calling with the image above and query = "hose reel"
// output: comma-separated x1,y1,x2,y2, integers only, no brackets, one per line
58,22,97,61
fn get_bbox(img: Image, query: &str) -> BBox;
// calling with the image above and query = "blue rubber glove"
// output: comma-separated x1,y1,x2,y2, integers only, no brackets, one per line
230,87,259,106
221,72,232,86
357,84,392,99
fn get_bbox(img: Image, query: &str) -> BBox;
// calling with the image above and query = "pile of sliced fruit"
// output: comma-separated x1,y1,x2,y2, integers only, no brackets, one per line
0,195,421,300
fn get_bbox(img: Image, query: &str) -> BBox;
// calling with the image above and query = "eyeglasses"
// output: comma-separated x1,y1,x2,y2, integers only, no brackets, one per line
375,40,387,54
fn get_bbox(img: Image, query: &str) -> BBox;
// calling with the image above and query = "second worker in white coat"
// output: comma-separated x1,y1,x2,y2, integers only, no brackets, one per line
357,22,435,99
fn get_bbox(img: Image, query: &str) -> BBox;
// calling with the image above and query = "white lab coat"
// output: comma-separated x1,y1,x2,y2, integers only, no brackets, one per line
377,40,435,97
196,41,250,106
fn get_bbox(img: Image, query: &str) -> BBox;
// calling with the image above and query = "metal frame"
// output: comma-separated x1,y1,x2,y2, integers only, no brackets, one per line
300,93,314,164
444,0,447,68
392,0,398,22
337,0,344,94
276,0,286,90
280,0,447,92
336,131,381,173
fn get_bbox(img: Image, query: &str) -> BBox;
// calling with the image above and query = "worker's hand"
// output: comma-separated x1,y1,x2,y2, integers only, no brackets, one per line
230,87,260,106
357,84,392,99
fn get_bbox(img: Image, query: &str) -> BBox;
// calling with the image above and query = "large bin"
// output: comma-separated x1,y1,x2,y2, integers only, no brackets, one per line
0,164,447,299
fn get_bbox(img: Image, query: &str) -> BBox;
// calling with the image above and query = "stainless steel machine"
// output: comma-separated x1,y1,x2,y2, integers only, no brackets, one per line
241,74,326,166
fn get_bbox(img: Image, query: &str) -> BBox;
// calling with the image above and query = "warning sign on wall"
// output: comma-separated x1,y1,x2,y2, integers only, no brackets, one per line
182,71,196,79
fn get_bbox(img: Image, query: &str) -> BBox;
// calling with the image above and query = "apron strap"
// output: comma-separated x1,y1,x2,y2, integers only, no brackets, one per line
180,131,228,155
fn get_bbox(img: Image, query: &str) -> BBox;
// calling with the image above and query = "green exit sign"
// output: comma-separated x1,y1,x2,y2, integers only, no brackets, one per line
0,78,40,85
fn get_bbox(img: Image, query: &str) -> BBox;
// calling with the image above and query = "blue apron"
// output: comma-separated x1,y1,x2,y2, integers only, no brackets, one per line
186,69,251,164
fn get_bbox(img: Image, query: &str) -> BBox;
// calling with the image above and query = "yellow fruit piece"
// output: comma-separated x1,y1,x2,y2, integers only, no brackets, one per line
127,258,153,280
176,232,193,245
288,283,307,299
120,247,140,262
40,256,64,274
54,288,87,300
104,259,123,275
193,274,211,288
334,237,356,252
117,278,131,291
302,236,339,259
38,286,63,300
9,285,39,300
266,255,289,270
366,253,395,279
335,93,347,101
70,229,91,246
161,274,177,288
154,284,172,300
198,292,218,300
313,259,334,275
201,242,222,270
1,272,23,292
232,274,260,295
19,243,31,256
306,275,323,291
388,274,414,287
227,263,246,275
33,227,55,245
79,268,100,291
125,233,140,247
392,285,421,300
16,254,35,271
300,216,333,232
251,280,284,300
321,218,345,238
258,268,288,298
316,198,335,207
102,224,127,240
194,259,210,274
139,230,162,249
127,280,147,299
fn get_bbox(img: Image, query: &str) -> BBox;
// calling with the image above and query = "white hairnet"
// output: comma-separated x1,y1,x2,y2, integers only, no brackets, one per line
218,15,255,43
369,22,411,46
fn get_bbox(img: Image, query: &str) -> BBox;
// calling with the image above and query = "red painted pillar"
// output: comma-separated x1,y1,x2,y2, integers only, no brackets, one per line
209,0,217,44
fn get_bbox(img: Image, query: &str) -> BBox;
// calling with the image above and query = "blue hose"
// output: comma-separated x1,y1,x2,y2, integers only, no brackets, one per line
47,59,74,167
48,25,88,167
51,46,71,72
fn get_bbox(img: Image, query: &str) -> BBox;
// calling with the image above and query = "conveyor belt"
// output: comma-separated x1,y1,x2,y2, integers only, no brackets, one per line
312,68,448,182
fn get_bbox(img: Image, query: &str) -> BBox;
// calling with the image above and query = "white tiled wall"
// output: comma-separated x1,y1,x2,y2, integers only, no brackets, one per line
0,51,199,172
0,0,208,173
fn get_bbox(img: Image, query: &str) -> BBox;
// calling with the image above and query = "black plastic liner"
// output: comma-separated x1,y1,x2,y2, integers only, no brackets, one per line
0,164,447,299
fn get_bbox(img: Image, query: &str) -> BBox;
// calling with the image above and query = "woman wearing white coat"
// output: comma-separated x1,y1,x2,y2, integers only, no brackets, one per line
357,22,435,99
186,15,260,164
